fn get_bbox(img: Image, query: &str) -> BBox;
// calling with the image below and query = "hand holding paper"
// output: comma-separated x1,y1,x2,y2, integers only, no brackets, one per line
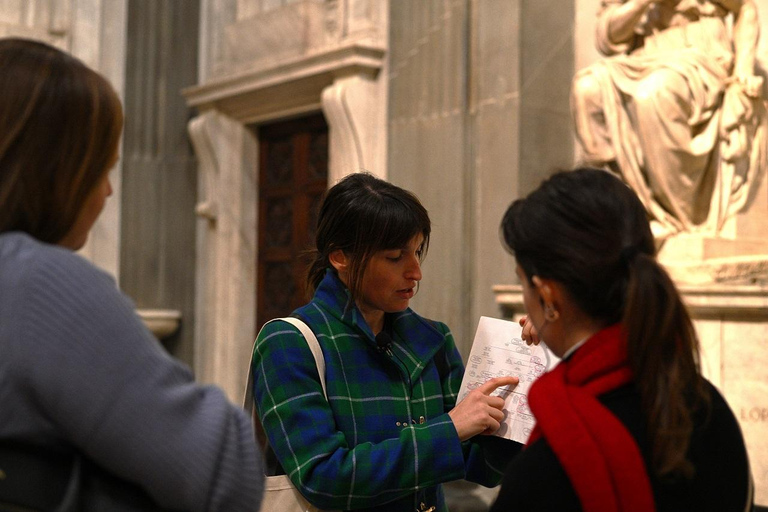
519,315,541,346
457,316,558,444
448,376,519,441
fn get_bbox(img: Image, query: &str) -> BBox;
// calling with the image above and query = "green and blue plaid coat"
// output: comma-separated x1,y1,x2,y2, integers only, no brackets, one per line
251,270,519,511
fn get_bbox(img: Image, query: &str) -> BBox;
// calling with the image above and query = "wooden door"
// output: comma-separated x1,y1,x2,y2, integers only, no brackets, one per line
256,114,329,331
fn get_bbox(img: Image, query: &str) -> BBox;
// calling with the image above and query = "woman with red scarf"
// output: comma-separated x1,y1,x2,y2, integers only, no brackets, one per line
490,168,754,511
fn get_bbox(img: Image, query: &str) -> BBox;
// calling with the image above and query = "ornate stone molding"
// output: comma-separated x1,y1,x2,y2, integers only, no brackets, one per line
188,111,220,223
676,284,768,318
492,284,525,319
323,72,389,180
492,283,768,319
183,42,385,124
321,77,365,179
138,309,182,340
185,110,257,400
665,255,768,288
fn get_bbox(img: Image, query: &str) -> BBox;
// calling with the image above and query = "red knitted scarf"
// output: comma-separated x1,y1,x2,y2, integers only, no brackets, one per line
526,324,655,512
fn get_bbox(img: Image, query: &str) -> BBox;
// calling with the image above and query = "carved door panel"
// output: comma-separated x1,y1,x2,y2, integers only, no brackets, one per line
257,114,329,331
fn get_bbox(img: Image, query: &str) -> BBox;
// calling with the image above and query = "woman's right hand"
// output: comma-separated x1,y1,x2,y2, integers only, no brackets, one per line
449,376,519,441
519,315,541,346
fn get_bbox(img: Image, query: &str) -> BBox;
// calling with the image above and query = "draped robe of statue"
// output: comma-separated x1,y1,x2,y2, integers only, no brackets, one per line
572,0,767,238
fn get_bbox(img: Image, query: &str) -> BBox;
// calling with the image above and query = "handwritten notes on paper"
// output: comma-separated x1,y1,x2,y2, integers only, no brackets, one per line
457,316,558,444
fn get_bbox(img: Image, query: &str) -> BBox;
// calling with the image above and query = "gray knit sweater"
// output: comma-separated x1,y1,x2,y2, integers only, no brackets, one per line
0,232,263,510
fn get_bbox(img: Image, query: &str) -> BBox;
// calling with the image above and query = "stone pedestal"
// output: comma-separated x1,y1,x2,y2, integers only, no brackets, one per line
683,285,768,505
658,149,768,286
493,283,768,506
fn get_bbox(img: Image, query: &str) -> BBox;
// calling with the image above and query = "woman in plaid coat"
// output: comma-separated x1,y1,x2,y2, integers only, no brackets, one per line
251,172,520,511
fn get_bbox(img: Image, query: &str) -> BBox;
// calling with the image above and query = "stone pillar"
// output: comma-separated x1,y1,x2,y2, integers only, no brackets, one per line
119,0,200,365
188,110,258,402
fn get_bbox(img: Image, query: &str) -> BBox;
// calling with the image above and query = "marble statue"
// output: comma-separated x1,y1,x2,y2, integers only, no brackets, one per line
572,0,767,240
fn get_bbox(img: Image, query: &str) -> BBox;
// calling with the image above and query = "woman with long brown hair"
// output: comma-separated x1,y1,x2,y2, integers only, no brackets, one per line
491,168,753,511
0,38,263,510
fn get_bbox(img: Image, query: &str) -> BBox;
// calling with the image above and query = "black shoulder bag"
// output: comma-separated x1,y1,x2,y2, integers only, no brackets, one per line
0,441,167,512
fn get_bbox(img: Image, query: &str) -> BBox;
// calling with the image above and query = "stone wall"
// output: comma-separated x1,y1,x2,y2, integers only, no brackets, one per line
391,0,575,356
119,0,200,366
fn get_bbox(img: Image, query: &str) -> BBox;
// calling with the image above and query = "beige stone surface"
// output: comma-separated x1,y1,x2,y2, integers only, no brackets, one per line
138,309,182,340
717,318,768,505
188,110,258,402
696,312,768,505
694,318,723,385
659,144,768,283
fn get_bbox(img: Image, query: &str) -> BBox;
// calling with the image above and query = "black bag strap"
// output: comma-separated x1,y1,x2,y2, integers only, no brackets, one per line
0,442,79,512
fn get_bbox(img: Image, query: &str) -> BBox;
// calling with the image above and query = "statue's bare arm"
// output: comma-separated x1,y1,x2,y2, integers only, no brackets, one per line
727,0,760,80
604,0,660,45
718,0,761,156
